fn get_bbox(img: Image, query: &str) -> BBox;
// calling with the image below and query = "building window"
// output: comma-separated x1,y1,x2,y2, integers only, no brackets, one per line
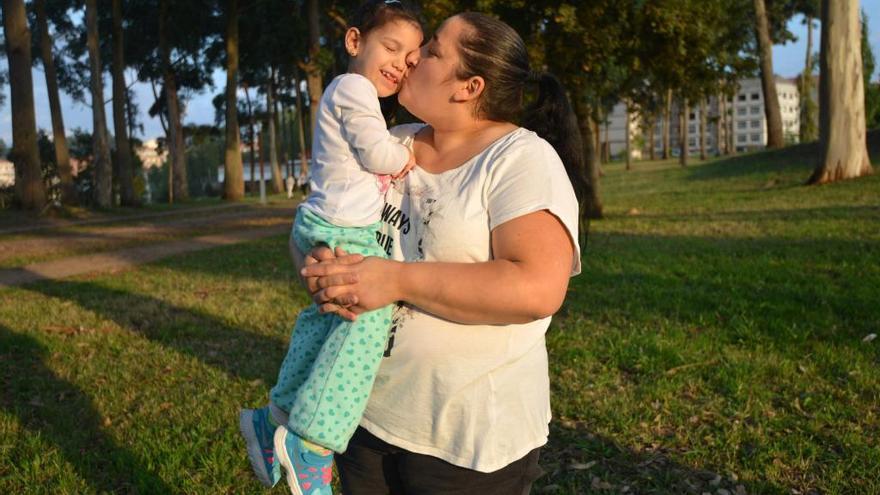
751,93,760,100
751,133,761,142
750,106,761,114
737,121,747,129
689,125,696,133
737,108,747,116
689,113,696,121
751,120,760,128
738,94,746,101
689,138,696,146
738,135,747,143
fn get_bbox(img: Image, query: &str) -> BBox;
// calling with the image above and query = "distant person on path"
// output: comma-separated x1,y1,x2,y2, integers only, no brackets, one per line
238,1,422,494
296,12,583,495
285,175,295,199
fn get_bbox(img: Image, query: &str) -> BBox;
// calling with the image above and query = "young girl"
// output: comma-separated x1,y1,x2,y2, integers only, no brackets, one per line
239,1,422,494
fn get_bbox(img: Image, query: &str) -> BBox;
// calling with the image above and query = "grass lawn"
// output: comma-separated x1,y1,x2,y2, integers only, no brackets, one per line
1,141,878,494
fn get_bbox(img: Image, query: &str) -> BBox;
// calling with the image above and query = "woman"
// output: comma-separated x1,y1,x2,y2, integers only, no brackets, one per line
298,12,584,494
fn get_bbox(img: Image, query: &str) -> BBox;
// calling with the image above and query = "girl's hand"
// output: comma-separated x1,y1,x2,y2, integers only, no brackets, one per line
301,255,403,321
393,149,417,179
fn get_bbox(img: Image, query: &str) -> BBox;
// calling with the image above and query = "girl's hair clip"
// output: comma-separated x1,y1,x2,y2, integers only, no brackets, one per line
384,0,402,4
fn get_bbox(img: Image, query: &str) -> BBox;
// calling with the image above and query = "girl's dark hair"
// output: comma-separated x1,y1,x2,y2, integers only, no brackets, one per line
454,12,589,204
350,0,423,123
350,0,422,39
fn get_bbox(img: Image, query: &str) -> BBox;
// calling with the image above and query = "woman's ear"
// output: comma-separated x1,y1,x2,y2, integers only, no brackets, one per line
344,27,362,57
452,76,485,103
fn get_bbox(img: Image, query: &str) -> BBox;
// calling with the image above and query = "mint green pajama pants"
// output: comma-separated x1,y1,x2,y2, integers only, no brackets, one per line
270,207,392,453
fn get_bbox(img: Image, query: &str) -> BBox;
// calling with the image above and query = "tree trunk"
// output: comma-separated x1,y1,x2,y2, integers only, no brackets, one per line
35,0,73,205
111,0,137,206
648,115,656,161
244,85,257,190
275,89,285,169
699,98,707,160
728,99,737,155
266,69,283,194
85,0,112,207
680,98,689,167
753,0,785,148
293,68,309,185
223,0,244,201
663,88,672,159
716,92,726,155
809,0,872,184
3,0,47,210
800,16,818,143
304,0,321,177
602,117,609,163
159,0,188,201
258,121,266,196
571,89,603,220
624,103,632,170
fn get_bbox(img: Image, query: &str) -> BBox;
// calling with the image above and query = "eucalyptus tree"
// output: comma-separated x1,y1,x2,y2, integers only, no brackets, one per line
85,0,113,207
125,0,218,203
32,0,76,204
222,0,244,200
862,12,879,129
799,0,820,143
640,0,755,166
111,0,137,205
2,0,47,209
808,0,872,184
753,0,785,148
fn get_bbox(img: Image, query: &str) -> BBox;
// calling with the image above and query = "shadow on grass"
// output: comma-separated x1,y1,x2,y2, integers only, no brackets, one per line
0,324,176,493
685,130,880,182
537,422,782,494
563,232,880,348
24,279,290,386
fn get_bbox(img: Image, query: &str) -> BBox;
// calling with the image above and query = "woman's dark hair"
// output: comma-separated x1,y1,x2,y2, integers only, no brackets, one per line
350,0,423,123
350,0,422,40
454,13,589,205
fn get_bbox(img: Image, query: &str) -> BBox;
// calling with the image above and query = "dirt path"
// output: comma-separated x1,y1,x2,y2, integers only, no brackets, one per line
0,204,297,269
0,223,291,288
0,202,246,235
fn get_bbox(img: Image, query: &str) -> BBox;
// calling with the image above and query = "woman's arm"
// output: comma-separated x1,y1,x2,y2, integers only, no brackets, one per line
305,210,575,325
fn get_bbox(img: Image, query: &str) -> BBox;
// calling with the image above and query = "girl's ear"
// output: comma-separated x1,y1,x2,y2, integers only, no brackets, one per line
451,76,485,104
344,27,362,57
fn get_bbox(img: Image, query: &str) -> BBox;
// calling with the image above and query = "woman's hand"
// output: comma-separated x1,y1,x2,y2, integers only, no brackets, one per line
302,255,403,321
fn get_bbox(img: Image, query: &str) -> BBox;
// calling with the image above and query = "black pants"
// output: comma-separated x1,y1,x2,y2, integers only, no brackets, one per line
336,427,544,495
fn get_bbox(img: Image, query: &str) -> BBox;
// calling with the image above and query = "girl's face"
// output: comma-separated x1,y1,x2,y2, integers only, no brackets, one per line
347,19,423,98
398,16,467,122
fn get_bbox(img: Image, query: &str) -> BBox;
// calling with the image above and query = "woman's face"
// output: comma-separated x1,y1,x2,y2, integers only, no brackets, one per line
399,16,468,122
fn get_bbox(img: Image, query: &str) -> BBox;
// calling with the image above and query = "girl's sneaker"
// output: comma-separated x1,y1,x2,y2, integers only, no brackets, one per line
239,407,281,487
273,425,334,495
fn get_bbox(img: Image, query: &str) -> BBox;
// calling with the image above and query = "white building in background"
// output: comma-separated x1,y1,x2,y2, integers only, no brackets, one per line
135,139,169,170
0,159,14,187
604,76,801,159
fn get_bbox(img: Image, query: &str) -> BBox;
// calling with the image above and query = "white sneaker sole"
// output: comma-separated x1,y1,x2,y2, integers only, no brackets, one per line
239,409,276,488
274,426,305,495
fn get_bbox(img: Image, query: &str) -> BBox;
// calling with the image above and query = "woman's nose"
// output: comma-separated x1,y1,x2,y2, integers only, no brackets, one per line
405,48,421,68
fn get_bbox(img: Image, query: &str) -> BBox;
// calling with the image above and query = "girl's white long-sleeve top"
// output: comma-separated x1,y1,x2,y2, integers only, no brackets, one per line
300,73,410,227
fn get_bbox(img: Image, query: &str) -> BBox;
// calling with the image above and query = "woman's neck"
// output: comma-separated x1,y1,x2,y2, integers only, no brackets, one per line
415,119,518,174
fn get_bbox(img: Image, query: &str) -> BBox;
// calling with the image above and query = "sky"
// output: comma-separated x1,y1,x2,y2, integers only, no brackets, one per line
1,8,880,145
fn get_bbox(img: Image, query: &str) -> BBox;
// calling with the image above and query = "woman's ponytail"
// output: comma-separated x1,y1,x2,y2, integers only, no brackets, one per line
522,73,590,205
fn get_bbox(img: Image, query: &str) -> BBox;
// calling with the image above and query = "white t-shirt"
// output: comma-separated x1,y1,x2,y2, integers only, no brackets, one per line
300,73,410,227
362,124,581,473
